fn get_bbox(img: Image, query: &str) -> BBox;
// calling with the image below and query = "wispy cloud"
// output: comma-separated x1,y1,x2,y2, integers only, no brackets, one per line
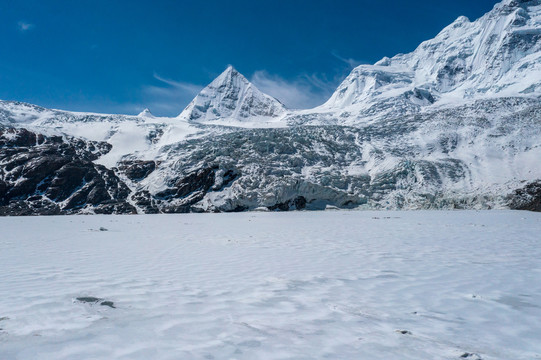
152,73,203,94
141,68,343,115
331,51,363,69
17,21,35,32
250,71,337,109
141,73,203,116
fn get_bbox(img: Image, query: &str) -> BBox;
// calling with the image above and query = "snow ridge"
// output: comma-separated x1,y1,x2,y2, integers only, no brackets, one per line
295,0,541,124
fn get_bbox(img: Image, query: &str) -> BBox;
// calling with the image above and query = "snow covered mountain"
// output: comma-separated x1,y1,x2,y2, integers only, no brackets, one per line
291,0,541,125
1,0,541,215
178,66,287,126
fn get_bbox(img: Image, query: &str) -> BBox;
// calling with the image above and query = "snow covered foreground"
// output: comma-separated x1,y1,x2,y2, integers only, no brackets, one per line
1,211,540,360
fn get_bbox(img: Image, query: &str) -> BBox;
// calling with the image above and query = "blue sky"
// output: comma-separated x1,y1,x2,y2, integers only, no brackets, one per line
1,0,499,116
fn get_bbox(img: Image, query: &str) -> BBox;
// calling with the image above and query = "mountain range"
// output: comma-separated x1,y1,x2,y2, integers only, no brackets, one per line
1,0,540,215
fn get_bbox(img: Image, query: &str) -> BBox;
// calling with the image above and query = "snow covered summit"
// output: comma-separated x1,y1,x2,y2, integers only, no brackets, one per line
302,0,541,124
138,108,155,118
178,66,286,125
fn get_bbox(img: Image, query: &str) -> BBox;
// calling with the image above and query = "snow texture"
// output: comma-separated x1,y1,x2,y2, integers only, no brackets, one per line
1,0,541,213
0,211,540,359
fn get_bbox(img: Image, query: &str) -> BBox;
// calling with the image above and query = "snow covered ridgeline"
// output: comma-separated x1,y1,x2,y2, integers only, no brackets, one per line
2,97,541,214
0,211,540,359
296,0,541,124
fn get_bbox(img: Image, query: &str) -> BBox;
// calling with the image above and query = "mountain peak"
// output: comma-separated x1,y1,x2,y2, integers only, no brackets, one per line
138,108,154,118
499,0,539,6
318,0,541,115
209,65,251,91
494,0,541,14
453,15,470,24
224,64,238,74
178,66,286,123
215,65,242,81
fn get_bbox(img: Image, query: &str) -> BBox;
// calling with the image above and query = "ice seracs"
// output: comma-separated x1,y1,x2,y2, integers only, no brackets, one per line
177,65,287,126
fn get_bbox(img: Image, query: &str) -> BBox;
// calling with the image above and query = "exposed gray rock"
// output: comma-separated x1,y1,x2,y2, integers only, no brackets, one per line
0,128,136,215
117,160,156,181
508,180,541,211
75,297,116,308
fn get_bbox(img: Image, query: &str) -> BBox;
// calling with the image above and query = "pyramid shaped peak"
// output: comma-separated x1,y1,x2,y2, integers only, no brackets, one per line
177,65,286,123
138,108,155,118
225,64,237,73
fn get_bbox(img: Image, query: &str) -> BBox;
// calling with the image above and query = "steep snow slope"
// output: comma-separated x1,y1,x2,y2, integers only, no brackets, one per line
293,0,541,125
178,66,287,126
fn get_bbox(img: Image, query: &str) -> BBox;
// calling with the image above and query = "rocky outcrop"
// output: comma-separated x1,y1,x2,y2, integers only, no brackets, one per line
268,196,307,211
0,128,136,215
509,180,541,211
117,160,156,181
152,166,239,213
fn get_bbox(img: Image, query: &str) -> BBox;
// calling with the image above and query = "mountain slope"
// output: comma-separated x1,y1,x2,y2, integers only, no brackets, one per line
292,0,541,125
124,97,541,213
0,127,136,215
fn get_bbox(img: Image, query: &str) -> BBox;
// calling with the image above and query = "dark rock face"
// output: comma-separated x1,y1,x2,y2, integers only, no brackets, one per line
75,297,116,308
0,127,136,215
154,166,240,213
117,160,156,181
268,196,307,211
508,180,541,211
126,166,239,214
130,190,160,214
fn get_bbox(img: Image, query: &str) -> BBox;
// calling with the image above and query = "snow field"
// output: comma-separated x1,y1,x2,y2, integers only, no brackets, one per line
0,210,540,359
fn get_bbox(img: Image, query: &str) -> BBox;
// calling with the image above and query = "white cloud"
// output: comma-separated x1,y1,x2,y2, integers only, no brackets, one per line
18,21,35,32
152,73,203,94
331,51,362,69
250,71,336,109
141,73,203,116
